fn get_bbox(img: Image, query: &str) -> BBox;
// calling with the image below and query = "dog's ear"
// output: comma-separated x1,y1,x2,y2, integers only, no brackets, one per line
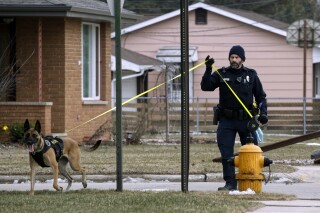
24,119,30,133
34,120,41,133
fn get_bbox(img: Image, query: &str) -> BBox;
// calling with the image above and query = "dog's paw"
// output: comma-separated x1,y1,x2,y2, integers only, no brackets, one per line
54,185,63,192
82,182,87,188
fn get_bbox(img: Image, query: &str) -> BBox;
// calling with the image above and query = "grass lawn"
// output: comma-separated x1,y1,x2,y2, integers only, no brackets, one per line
0,134,318,176
0,190,295,213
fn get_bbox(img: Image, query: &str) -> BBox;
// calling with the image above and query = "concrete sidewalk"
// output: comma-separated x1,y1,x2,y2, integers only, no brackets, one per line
248,200,320,213
249,165,320,213
250,183,320,213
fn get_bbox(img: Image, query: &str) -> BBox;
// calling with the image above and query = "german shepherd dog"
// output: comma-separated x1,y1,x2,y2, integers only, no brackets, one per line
23,119,101,195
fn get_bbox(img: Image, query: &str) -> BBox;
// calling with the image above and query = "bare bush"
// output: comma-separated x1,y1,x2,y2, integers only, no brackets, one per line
0,41,34,101
0,43,16,101
86,119,113,144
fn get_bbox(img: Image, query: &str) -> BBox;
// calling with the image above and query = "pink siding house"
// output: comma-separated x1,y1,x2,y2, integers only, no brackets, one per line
112,2,320,101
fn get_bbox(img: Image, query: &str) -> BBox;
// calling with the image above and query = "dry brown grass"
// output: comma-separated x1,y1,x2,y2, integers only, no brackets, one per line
0,134,318,176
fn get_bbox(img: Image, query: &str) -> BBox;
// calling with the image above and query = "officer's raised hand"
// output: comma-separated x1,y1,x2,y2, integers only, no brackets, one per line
205,55,215,75
205,55,215,69
258,113,268,125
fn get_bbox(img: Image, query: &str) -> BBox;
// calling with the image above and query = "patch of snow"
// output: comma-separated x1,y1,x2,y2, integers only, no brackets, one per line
140,188,170,192
305,143,320,146
229,188,256,195
149,179,170,183
123,177,147,183
45,178,66,183
273,177,294,183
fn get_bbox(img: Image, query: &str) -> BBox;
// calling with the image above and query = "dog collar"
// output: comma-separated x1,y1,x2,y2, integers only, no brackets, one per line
33,140,46,153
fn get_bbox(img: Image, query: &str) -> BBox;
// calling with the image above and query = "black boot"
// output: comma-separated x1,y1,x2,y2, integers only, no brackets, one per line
218,179,237,191
218,184,237,191
220,159,237,191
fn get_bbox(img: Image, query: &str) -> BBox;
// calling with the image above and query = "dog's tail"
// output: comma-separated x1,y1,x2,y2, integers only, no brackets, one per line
86,140,102,152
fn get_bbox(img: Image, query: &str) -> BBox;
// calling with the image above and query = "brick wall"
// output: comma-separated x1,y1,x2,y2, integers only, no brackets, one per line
15,17,39,102
64,20,112,142
15,17,66,133
0,102,52,142
42,18,66,133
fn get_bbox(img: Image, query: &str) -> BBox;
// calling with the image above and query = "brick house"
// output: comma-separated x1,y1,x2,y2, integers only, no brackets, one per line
0,0,138,142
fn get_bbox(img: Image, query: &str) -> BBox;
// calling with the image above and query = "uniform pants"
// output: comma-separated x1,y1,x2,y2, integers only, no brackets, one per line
217,115,258,187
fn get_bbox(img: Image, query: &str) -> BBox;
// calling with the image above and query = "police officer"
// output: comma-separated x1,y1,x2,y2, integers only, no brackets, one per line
201,45,268,191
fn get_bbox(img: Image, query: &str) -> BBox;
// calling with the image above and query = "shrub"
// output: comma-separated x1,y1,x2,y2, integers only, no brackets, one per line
9,122,25,143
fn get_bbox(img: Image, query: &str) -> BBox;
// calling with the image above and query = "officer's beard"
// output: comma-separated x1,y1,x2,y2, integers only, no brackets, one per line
230,61,242,69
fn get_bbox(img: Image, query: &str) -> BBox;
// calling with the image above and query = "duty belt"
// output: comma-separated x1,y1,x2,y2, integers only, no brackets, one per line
220,108,253,120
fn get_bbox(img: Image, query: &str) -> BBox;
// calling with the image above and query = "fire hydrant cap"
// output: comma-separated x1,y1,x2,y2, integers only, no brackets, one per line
239,143,262,153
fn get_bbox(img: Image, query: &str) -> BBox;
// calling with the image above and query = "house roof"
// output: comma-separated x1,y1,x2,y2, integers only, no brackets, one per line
111,46,163,72
0,0,139,22
111,2,288,38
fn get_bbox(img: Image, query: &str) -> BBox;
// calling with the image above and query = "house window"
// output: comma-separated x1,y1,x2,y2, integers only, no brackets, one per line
167,64,182,99
195,8,207,25
314,63,320,98
166,63,194,100
82,23,100,100
156,46,198,100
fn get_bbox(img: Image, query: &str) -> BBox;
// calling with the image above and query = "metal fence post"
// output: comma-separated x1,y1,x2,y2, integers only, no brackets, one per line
196,97,199,134
114,0,123,191
303,97,307,134
180,0,189,192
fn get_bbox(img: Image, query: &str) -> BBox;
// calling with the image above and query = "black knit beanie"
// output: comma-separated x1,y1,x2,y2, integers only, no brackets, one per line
228,45,245,61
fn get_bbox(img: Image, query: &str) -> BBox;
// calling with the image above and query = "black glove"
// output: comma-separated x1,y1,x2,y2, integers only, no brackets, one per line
205,55,214,69
258,114,268,125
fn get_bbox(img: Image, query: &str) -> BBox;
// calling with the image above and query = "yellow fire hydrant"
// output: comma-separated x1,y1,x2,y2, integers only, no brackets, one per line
230,142,272,193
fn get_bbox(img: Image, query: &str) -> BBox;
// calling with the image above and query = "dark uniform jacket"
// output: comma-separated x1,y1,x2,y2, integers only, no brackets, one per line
201,65,267,115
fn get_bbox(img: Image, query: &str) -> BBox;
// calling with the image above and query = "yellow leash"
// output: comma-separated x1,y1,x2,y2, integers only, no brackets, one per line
67,62,205,133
